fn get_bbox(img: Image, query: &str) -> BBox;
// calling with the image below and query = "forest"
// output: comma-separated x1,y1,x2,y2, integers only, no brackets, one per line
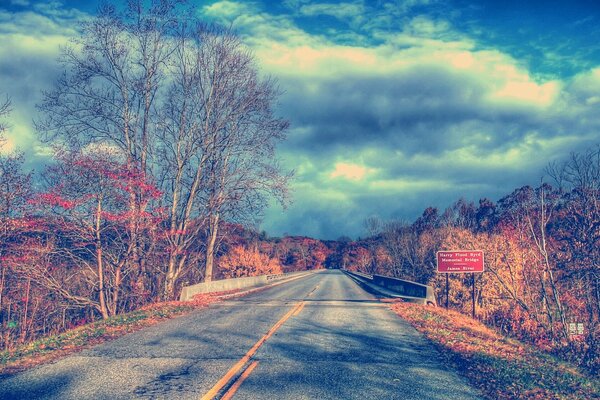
336,149,600,375
0,0,598,379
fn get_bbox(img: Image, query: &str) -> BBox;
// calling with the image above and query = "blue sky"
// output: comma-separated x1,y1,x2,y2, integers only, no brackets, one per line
2,0,600,239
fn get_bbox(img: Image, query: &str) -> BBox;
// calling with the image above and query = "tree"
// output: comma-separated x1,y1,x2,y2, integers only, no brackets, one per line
380,220,413,278
157,25,290,296
475,198,497,232
497,184,570,343
0,100,37,348
0,95,10,140
413,207,440,234
547,147,600,371
218,245,282,278
0,153,31,222
441,198,477,230
0,146,34,349
38,3,290,299
37,0,180,298
24,150,160,319
194,29,290,282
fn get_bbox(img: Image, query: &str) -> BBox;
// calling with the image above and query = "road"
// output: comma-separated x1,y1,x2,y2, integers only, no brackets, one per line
0,270,481,399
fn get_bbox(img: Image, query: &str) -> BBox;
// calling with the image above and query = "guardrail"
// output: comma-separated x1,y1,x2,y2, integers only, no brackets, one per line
179,270,315,301
343,270,437,306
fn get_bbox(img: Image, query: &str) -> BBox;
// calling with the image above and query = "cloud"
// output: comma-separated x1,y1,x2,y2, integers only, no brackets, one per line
330,162,375,181
197,1,600,238
202,1,257,21
3,0,600,239
298,2,365,20
0,3,86,163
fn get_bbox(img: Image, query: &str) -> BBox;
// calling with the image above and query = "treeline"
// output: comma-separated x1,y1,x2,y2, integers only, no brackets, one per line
0,1,295,351
339,147,600,374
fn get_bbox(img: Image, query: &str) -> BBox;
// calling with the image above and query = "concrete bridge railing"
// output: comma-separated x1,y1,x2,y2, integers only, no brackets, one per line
343,270,437,306
179,270,315,301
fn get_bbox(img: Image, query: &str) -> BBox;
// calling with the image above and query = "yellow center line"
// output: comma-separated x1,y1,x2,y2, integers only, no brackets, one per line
292,301,306,316
200,301,303,400
306,284,319,297
220,361,259,400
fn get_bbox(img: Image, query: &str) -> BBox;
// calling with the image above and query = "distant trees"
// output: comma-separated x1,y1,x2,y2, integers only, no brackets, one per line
346,149,600,373
547,147,600,371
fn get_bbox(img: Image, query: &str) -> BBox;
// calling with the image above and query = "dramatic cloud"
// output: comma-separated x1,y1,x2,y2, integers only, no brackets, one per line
0,3,87,159
3,0,600,238
204,1,600,238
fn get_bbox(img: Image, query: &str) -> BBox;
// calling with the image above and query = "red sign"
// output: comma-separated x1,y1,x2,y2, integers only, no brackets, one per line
437,250,484,273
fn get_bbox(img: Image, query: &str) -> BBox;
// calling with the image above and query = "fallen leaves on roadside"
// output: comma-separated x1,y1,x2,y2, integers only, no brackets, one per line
0,296,220,377
391,302,599,400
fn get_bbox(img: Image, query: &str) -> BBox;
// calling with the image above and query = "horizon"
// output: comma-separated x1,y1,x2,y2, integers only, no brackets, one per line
2,0,600,239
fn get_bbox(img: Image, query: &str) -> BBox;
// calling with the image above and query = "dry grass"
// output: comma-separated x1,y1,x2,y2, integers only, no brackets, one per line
0,293,218,377
392,303,600,400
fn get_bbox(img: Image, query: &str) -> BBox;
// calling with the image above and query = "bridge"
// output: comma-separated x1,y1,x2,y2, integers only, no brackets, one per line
0,270,481,399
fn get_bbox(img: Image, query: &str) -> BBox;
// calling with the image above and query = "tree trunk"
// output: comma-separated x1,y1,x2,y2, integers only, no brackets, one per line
96,195,109,319
0,261,5,313
164,257,178,300
19,278,31,343
97,246,109,319
204,212,220,282
110,266,122,316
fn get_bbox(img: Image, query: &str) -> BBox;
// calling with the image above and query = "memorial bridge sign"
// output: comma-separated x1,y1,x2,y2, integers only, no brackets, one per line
436,251,484,273
436,250,485,317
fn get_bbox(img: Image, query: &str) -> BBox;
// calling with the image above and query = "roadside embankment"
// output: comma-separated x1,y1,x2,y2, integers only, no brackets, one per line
392,302,599,400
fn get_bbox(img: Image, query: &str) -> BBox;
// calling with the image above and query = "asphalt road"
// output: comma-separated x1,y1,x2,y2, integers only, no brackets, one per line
0,270,482,400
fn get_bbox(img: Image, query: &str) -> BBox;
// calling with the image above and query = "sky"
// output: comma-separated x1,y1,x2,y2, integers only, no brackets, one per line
1,0,600,239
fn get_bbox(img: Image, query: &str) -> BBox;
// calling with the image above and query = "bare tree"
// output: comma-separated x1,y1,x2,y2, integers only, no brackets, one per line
155,24,290,297
37,3,290,301
380,220,413,278
525,183,568,340
498,184,569,342
0,95,10,148
202,33,288,280
0,151,32,346
37,1,180,299
161,26,289,287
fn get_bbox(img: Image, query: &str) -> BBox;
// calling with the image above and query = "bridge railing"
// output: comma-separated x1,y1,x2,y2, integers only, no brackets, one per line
179,270,315,301
343,270,437,306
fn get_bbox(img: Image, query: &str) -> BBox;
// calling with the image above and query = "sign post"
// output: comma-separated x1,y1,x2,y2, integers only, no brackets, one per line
436,250,484,318
445,273,449,309
471,273,475,319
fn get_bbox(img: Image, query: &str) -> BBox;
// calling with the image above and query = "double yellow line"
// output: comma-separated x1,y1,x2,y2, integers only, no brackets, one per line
201,301,306,400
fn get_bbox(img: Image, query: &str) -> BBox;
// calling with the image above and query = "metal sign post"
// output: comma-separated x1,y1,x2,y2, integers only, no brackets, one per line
445,273,449,309
471,273,475,319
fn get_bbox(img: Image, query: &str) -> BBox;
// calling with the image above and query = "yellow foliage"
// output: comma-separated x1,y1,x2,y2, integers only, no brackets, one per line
218,245,283,278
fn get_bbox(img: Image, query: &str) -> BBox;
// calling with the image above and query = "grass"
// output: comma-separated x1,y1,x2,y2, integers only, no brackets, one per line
391,303,600,400
0,293,219,377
